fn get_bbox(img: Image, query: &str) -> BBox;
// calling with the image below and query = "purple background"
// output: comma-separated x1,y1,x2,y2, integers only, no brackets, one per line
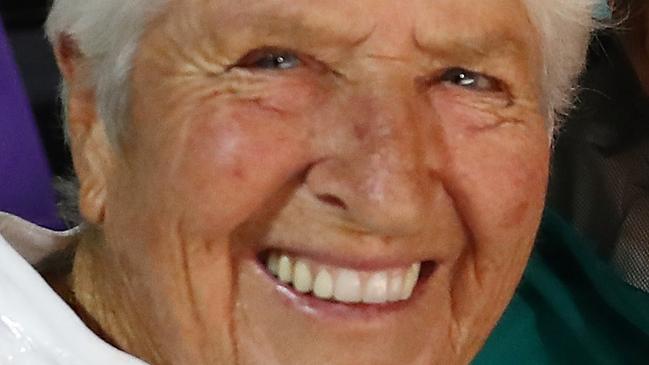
0,17,61,229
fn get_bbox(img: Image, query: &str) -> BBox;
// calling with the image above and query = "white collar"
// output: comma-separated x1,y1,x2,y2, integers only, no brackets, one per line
0,212,147,365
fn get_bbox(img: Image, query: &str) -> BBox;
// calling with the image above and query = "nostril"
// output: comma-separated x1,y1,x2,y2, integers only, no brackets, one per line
316,194,348,210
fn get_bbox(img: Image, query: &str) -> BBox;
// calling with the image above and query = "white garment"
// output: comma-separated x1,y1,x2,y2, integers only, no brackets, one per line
0,212,147,365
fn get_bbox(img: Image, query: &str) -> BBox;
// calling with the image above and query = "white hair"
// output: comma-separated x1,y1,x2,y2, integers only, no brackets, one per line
46,0,601,142
46,0,170,144
522,0,602,127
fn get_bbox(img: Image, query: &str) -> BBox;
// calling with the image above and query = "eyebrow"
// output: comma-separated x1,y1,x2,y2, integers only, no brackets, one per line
412,27,531,65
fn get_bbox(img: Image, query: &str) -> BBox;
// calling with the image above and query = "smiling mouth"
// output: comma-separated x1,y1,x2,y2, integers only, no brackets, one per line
259,250,434,305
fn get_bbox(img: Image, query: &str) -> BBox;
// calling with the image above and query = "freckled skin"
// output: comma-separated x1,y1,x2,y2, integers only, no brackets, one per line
61,0,549,364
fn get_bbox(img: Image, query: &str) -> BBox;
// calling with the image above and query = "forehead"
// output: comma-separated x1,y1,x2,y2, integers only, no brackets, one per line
177,0,537,51
192,0,532,22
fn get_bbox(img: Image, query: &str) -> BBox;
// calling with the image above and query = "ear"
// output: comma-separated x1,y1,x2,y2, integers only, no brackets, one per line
54,34,113,225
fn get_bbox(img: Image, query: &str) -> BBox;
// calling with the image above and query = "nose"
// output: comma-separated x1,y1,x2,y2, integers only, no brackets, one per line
305,83,441,236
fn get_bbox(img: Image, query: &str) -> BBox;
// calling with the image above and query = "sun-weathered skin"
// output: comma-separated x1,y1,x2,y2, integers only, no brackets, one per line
42,0,590,364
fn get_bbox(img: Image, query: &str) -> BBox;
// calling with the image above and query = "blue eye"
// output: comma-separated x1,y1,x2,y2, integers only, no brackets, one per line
236,49,302,70
441,68,500,92
256,53,301,69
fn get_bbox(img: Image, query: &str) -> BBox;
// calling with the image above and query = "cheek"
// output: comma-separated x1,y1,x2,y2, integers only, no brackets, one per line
157,77,329,237
435,96,550,243
452,130,549,240
124,68,328,236
167,106,311,237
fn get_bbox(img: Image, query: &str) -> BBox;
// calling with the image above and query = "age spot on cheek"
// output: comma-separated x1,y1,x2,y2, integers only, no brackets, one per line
232,167,247,180
502,200,531,228
354,123,370,141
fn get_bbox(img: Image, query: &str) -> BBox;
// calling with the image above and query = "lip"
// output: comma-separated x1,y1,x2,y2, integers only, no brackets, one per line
252,250,437,320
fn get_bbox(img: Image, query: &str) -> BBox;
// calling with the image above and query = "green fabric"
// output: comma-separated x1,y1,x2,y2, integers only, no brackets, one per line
474,210,649,364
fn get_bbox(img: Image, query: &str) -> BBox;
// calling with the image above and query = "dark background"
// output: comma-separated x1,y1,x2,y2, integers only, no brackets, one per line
1,0,71,178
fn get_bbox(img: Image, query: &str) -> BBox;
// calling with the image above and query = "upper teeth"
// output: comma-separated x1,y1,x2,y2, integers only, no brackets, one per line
266,252,421,304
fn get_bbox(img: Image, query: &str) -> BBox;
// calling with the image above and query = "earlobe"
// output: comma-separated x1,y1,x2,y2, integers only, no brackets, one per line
79,175,107,225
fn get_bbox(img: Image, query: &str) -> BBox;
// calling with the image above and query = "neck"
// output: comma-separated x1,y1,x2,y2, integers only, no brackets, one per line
67,228,165,364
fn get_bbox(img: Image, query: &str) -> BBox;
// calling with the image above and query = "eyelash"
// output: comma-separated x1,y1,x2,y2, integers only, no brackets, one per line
438,68,502,93
233,49,504,94
233,48,303,70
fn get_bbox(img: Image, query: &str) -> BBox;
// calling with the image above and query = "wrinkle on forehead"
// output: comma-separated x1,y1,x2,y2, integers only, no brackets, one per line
168,0,539,74
200,0,376,48
412,0,537,61
212,0,530,58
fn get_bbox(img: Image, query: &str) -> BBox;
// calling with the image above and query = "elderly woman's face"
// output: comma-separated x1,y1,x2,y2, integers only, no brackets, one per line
87,0,548,363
